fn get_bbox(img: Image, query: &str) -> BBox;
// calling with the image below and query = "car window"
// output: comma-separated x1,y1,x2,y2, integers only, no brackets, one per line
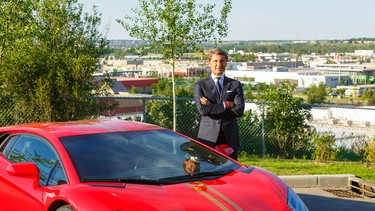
5,134,66,186
60,130,239,181
0,132,12,148
141,130,178,153
1,135,19,156
47,161,67,186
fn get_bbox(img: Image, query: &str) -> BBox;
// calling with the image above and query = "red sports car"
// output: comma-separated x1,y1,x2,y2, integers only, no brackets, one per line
0,119,308,210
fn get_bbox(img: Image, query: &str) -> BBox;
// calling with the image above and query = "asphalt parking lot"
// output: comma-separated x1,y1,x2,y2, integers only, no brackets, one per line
281,174,375,211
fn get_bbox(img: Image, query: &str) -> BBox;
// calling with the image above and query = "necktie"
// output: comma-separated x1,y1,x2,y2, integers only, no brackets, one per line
216,77,222,94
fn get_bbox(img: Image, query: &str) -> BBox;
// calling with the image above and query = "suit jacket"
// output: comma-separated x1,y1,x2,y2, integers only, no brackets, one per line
194,75,245,148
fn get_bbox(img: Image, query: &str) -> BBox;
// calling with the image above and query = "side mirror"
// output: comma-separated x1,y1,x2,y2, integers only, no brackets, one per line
6,162,40,189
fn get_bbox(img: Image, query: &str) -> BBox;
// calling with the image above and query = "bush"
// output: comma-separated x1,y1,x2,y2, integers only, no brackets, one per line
335,147,362,161
364,138,375,163
311,133,338,161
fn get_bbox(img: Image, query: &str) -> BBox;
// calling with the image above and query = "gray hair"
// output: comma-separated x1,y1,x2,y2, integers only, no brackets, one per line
208,47,228,61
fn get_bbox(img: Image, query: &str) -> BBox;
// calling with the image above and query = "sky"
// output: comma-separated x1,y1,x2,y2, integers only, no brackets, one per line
79,0,375,41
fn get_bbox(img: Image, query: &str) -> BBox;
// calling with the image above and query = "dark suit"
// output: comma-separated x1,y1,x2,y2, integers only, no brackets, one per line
194,75,245,159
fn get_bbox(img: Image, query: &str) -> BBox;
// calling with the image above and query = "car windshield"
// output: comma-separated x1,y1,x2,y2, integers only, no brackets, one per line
59,130,240,183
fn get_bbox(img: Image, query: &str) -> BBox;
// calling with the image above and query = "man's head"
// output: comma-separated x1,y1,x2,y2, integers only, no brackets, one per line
208,47,228,76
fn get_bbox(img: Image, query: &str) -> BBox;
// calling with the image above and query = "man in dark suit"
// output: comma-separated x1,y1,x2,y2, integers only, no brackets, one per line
194,47,245,160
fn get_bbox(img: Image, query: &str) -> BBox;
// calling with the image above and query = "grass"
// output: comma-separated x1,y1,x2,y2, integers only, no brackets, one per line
238,157,375,183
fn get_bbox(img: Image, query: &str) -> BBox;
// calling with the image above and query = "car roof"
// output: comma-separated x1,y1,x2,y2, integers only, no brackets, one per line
0,119,165,138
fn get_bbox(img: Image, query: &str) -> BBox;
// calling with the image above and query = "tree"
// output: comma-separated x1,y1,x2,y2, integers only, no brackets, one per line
255,82,268,92
257,82,312,158
337,88,346,96
232,53,256,62
147,80,199,137
237,109,264,157
0,0,112,123
0,0,34,65
327,86,333,94
130,86,139,94
306,82,326,104
117,0,232,131
243,84,254,100
151,78,174,97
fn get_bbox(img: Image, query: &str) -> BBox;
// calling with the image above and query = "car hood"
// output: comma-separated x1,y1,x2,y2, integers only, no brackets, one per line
63,167,290,210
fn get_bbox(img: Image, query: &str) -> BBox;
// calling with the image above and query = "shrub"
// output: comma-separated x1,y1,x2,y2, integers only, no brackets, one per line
311,133,338,161
364,138,375,163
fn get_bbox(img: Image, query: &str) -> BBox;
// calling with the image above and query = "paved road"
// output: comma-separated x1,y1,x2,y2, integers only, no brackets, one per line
294,188,375,211
280,175,375,211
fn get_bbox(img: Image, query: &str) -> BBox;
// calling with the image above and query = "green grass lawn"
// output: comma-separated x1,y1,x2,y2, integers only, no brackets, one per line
239,157,375,183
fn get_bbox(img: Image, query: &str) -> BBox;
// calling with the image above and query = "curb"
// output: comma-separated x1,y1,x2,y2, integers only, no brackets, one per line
279,174,357,188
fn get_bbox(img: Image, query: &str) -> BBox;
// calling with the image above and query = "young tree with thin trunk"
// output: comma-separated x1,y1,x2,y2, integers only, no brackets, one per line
117,0,232,131
258,82,312,158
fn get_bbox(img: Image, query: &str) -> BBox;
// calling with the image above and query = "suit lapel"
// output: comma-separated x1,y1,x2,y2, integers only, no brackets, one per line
206,76,231,102
220,76,230,100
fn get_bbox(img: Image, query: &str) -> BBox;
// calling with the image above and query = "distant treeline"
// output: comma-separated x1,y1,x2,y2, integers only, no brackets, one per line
216,41,375,55
109,38,375,56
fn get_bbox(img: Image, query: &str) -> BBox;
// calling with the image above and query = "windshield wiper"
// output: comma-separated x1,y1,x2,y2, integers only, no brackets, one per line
81,170,234,185
160,170,233,181
81,178,176,185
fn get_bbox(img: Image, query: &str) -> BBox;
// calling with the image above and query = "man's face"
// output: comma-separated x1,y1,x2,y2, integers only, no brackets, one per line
208,54,227,76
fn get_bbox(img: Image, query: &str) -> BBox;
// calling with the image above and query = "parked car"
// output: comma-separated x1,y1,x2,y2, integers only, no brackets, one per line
0,119,308,210
328,92,338,96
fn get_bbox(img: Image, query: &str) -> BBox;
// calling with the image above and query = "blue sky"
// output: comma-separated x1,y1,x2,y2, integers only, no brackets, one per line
79,0,375,41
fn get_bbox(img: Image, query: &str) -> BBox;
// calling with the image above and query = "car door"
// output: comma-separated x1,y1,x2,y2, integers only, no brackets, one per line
0,134,62,211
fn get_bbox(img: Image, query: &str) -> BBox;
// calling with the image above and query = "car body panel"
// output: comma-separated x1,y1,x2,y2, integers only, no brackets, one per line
0,156,43,210
40,168,290,210
0,119,303,210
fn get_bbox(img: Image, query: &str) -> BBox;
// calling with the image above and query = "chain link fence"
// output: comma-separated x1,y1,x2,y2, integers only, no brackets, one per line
1,96,375,161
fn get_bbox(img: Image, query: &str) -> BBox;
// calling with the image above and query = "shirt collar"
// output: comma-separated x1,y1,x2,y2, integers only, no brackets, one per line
211,74,223,81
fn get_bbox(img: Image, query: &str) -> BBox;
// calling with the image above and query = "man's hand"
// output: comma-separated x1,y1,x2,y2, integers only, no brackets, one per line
225,101,234,109
200,97,211,105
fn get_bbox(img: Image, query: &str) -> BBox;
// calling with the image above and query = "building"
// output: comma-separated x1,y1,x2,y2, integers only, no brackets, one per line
100,58,144,77
314,63,375,85
227,61,304,71
225,68,342,88
116,77,159,94
256,53,292,62
354,50,375,57
93,75,159,95
336,84,375,97
142,60,166,77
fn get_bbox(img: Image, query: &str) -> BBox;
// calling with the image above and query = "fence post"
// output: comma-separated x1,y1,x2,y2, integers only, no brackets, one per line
142,97,147,122
262,105,266,157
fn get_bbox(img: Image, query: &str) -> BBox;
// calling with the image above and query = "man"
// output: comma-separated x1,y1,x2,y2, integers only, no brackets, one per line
194,47,245,160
